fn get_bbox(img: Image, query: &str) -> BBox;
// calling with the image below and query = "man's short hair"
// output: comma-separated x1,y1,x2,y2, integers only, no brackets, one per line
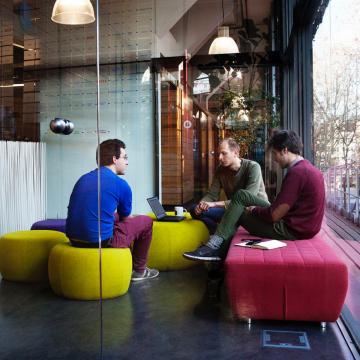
220,138,240,153
96,139,126,166
267,130,303,155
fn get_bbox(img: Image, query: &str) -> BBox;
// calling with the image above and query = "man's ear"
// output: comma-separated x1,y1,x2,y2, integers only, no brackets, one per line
112,155,118,164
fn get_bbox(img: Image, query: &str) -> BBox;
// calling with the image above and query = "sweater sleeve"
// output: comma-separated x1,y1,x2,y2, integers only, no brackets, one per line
201,169,222,202
244,162,263,195
117,181,132,218
252,167,303,222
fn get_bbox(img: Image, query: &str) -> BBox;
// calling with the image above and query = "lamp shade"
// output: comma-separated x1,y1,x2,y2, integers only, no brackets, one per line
51,0,95,25
209,26,239,55
141,67,151,83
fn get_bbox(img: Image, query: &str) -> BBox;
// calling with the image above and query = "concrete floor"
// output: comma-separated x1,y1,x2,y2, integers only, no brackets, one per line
0,266,355,360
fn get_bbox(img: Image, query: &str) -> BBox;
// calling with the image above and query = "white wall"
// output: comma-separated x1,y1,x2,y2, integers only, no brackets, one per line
0,141,46,235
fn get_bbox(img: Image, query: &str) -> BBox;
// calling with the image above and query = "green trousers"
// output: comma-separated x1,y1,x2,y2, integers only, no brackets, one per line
215,189,297,254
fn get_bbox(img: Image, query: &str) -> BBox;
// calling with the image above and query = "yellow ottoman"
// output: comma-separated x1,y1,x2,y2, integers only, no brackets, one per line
147,213,209,271
0,230,69,282
48,243,132,300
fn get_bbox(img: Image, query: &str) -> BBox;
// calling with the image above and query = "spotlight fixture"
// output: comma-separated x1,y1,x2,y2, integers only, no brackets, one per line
51,0,95,25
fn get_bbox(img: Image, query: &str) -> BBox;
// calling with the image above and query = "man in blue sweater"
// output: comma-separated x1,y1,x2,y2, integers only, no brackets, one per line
66,139,159,281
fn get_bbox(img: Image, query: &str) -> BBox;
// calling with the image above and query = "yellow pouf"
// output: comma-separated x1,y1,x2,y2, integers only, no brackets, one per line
48,243,132,300
147,213,209,271
0,230,69,282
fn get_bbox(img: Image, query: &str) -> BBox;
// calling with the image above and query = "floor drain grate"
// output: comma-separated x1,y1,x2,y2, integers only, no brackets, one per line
262,330,310,350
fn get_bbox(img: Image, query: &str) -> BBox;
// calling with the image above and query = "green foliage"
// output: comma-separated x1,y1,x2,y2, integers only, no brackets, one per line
218,89,280,154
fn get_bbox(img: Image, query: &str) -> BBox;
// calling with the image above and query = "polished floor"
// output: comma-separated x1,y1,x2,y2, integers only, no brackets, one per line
0,266,355,360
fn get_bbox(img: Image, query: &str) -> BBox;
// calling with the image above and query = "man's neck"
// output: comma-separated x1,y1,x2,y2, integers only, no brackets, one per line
286,154,302,168
105,165,117,174
229,158,242,171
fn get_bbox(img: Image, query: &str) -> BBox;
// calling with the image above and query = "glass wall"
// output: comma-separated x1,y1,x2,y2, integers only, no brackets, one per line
153,1,281,205
0,0,281,356
1,0,280,221
313,0,360,348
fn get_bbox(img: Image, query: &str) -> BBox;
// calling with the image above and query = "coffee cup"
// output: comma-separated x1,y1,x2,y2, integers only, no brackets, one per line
174,206,187,217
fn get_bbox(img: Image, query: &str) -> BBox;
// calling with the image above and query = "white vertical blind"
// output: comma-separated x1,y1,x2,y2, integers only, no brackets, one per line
0,141,46,235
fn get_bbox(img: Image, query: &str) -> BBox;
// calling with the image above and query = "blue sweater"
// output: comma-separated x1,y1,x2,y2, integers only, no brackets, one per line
66,166,132,242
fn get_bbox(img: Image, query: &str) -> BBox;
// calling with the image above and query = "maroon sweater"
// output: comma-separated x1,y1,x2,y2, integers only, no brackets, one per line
252,159,325,239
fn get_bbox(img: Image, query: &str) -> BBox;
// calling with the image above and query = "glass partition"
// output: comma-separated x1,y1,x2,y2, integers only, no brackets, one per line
1,0,280,356
1,0,280,227
154,57,280,206
313,0,360,349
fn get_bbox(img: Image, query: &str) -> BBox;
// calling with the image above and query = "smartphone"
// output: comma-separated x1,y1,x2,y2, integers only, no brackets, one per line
244,239,262,246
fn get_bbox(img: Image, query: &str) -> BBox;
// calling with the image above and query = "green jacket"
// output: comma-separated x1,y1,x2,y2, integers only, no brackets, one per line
201,159,268,207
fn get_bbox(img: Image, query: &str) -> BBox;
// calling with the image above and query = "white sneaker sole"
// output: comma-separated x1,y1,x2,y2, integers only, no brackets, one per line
183,253,221,261
131,271,159,282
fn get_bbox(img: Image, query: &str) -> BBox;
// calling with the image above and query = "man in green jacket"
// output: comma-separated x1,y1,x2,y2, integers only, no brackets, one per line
188,137,269,247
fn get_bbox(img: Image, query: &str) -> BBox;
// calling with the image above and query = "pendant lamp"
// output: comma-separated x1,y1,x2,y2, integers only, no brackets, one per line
208,0,239,55
51,0,95,25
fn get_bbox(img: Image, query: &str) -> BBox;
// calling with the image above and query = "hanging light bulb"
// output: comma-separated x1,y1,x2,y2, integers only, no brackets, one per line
209,0,239,55
51,0,95,25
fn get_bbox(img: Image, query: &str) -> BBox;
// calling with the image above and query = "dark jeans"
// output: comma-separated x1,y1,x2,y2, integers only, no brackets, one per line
190,205,225,234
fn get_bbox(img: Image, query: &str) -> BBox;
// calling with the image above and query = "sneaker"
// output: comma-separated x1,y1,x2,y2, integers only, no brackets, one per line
183,245,222,261
131,267,159,282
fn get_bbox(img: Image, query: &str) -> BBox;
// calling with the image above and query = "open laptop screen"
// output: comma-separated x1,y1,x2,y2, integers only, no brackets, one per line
147,197,166,218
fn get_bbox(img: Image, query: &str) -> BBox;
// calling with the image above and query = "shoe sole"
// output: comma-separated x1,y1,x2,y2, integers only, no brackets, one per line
131,272,159,282
183,253,222,262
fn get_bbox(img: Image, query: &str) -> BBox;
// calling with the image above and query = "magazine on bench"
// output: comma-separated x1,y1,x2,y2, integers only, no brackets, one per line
235,239,287,250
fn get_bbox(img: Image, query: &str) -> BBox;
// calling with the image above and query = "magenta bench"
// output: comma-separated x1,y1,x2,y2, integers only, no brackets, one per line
224,228,348,324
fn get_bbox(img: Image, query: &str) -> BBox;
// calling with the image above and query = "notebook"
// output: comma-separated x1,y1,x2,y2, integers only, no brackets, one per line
235,239,287,250
147,197,185,222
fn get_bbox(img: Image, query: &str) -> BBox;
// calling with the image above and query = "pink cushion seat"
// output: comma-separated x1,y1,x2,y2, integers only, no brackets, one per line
225,228,348,322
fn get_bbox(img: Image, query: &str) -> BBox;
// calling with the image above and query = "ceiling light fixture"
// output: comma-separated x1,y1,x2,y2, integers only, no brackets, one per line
208,0,239,55
51,0,95,25
141,67,151,84
0,83,25,88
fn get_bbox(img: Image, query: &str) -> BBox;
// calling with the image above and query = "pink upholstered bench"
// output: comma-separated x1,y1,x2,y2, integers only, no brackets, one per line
225,228,348,325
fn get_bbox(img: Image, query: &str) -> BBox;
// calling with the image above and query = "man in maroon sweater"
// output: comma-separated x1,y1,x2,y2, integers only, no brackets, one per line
184,130,325,261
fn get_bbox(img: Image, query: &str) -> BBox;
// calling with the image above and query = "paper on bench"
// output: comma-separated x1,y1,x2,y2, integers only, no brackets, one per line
235,239,287,250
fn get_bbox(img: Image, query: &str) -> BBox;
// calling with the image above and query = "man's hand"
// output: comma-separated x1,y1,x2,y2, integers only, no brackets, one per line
246,206,256,212
194,201,218,215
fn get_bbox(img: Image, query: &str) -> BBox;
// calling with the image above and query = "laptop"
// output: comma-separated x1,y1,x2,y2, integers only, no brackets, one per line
147,196,185,222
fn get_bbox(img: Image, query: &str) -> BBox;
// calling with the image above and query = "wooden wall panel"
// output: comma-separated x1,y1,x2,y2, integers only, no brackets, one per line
161,86,182,204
